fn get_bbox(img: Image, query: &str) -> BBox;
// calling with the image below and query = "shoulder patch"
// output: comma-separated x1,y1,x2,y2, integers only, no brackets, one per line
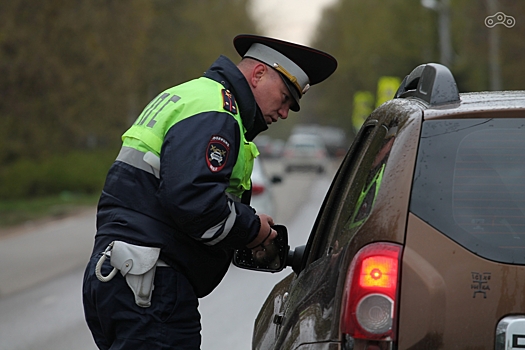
206,135,230,172
221,89,237,115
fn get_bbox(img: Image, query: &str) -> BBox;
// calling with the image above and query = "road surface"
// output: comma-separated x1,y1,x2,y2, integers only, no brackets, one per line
0,159,339,350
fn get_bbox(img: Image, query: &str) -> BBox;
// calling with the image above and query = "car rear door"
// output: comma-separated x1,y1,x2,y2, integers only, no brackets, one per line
253,101,423,349
254,122,388,350
399,116,525,349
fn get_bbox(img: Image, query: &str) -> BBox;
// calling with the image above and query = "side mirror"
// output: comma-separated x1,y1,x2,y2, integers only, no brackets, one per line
233,225,289,273
271,175,283,184
233,225,308,275
287,245,306,275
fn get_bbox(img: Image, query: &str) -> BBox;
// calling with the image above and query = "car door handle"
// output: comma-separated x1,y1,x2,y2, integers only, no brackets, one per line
273,292,289,325
273,314,284,325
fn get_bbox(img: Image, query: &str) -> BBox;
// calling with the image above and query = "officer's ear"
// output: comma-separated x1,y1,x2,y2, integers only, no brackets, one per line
250,63,267,88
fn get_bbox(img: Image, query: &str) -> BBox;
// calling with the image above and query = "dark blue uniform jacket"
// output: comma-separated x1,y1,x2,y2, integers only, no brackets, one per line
92,56,268,297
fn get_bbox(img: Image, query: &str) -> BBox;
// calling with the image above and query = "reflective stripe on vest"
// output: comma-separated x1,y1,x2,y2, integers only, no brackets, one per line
115,146,243,203
115,144,240,245
120,77,258,199
116,147,160,179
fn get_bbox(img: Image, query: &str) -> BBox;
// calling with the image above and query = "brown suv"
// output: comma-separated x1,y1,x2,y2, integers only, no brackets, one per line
234,63,525,349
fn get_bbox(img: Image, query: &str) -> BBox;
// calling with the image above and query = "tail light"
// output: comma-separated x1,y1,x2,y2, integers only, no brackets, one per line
251,183,265,195
341,242,402,342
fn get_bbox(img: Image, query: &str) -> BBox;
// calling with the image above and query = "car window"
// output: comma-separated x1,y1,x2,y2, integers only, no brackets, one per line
329,125,390,244
306,123,391,264
345,134,393,230
411,118,525,264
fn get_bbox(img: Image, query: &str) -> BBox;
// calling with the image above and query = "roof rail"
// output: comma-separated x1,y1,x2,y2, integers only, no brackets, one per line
394,63,460,106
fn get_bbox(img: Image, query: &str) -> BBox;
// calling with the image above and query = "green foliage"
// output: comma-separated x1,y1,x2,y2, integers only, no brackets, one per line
452,0,525,91
4,0,523,204
0,194,99,228
302,0,525,141
139,0,257,100
302,0,436,139
0,0,258,200
0,150,116,199
0,0,153,164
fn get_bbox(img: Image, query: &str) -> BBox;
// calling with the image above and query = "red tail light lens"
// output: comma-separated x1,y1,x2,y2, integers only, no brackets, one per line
360,255,398,290
251,183,265,195
341,242,402,341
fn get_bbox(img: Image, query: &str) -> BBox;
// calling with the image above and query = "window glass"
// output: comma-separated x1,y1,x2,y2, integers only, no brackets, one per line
411,118,525,264
345,136,393,230
338,127,392,239
308,124,394,262
305,125,375,262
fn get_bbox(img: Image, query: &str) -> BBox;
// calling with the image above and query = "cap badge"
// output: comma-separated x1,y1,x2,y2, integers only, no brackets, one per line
302,84,310,94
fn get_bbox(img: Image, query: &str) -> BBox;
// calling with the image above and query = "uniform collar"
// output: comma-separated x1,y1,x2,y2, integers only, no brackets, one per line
203,55,268,141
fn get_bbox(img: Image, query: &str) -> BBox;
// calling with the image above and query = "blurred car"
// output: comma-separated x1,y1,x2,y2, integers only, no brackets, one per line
291,124,349,158
283,133,329,173
235,63,525,349
250,157,282,218
254,135,285,158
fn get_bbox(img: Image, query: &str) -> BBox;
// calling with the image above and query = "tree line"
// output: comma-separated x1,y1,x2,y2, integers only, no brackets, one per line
1,0,523,199
301,0,525,138
0,0,257,198
0,0,257,167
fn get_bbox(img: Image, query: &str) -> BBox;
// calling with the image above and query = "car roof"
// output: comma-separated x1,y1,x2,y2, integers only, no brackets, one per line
422,91,525,120
286,133,325,144
392,63,525,121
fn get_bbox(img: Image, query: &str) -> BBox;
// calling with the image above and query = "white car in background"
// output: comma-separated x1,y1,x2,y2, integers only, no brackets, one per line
254,135,285,158
291,124,348,157
250,157,281,218
283,133,329,173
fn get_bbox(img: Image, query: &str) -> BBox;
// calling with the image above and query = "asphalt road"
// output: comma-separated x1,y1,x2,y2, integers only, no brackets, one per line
200,170,334,350
0,158,339,350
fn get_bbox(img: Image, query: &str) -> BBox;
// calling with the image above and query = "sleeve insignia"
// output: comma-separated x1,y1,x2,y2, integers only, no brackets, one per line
221,89,238,115
206,135,230,172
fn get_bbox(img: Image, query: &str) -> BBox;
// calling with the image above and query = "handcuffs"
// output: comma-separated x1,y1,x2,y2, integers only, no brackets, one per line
95,241,168,308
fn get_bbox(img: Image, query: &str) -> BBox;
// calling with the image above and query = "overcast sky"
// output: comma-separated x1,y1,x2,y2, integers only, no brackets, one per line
250,0,338,45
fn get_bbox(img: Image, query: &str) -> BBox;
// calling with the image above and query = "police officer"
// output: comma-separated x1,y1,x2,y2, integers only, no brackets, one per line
82,34,337,349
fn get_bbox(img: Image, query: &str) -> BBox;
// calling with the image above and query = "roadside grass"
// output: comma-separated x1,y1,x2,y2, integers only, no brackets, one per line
0,193,99,228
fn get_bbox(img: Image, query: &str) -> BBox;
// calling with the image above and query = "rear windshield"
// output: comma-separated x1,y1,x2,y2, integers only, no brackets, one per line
411,118,525,264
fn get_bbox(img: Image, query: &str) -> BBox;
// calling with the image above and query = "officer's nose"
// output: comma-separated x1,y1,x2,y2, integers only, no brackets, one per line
279,106,289,120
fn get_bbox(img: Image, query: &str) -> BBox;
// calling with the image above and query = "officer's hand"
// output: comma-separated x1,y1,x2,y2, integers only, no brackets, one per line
246,214,276,249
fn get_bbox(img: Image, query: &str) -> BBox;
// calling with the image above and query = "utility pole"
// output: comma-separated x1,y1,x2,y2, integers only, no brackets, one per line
486,0,502,91
421,0,453,68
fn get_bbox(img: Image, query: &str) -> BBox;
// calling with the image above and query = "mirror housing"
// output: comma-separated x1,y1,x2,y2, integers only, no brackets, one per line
271,175,283,184
233,225,290,273
287,245,306,275
233,225,307,275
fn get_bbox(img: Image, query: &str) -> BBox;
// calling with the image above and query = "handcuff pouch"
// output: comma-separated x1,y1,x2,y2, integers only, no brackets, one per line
110,241,162,308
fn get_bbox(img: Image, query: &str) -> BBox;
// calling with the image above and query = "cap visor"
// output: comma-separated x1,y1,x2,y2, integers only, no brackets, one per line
278,73,300,112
